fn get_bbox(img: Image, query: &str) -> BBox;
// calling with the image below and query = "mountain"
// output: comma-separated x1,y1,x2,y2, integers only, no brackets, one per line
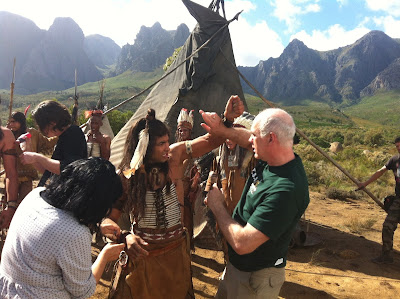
360,58,400,97
115,22,190,74
239,30,400,105
0,12,45,90
84,34,121,69
0,12,116,94
18,17,102,94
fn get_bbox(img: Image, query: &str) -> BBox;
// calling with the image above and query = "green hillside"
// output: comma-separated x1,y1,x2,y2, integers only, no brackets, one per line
0,68,164,121
343,90,400,128
1,68,399,144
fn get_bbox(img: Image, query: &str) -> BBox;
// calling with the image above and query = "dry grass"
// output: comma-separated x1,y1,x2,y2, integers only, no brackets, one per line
343,217,377,234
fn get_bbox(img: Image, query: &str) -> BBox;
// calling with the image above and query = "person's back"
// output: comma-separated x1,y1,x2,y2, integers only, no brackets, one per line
0,188,94,299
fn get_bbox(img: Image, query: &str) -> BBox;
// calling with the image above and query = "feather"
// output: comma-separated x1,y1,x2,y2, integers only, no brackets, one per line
123,128,149,179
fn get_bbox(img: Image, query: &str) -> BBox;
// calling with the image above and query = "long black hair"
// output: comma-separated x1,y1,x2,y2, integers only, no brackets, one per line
43,157,122,228
10,111,27,137
119,109,170,217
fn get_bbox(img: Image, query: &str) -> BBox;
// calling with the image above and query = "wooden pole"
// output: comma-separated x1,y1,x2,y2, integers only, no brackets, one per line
8,58,16,118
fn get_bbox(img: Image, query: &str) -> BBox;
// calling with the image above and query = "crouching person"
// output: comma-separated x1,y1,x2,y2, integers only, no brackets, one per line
0,157,125,298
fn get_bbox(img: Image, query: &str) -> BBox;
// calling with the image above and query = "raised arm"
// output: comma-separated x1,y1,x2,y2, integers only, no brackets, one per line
200,111,252,151
169,95,245,165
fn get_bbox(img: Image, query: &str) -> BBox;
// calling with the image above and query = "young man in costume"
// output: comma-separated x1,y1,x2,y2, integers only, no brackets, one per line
175,108,198,249
214,111,256,215
201,106,309,298
101,97,244,298
357,136,400,264
85,110,111,160
19,100,87,186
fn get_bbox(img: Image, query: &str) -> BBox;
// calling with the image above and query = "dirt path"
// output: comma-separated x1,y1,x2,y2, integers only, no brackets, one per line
90,192,400,298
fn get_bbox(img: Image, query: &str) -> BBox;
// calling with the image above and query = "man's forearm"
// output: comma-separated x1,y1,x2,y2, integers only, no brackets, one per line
34,154,61,175
210,203,246,253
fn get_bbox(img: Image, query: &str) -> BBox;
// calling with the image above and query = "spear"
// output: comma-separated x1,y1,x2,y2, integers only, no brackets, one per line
71,69,79,125
8,58,16,118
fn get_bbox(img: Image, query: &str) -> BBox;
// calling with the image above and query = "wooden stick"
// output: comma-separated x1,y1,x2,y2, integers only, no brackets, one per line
8,58,16,118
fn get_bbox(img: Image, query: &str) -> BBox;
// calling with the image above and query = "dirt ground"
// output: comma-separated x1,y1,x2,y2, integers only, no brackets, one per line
90,191,400,298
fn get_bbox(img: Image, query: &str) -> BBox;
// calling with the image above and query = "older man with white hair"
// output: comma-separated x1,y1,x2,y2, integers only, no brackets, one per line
200,101,309,299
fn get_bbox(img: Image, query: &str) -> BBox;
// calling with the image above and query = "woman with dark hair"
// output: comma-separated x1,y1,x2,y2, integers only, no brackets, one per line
101,97,244,298
0,157,125,298
7,111,58,211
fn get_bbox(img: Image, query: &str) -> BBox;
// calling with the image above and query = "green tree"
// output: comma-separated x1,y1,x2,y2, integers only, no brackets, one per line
107,110,133,135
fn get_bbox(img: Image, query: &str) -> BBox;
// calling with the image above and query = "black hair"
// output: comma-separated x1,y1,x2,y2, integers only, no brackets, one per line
395,137,400,144
43,157,122,228
10,111,27,137
32,100,72,132
119,109,170,217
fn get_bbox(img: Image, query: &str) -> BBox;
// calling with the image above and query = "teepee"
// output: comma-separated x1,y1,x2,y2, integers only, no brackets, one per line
110,0,245,167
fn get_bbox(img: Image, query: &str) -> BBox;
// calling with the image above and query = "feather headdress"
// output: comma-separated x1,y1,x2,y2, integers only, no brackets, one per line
123,128,149,179
84,110,103,119
177,108,194,128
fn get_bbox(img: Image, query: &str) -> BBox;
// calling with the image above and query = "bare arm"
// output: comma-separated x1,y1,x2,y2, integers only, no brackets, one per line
19,152,61,175
0,129,19,228
2,129,18,202
357,166,387,189
92,243,125,283
200,112,252,151
100,135,111,160
205,185,269,255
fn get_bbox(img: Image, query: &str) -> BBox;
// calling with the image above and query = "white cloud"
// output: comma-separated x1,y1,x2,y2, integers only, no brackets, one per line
270,0,321,33
230,19,284,66
290,23,371,51
365,0,400,17
373,16,400,38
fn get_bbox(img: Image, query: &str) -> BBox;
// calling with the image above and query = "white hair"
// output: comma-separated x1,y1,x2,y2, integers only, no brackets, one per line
252,108,296,148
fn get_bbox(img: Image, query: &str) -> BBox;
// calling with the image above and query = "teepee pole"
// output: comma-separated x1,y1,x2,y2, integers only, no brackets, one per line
221,50,384,210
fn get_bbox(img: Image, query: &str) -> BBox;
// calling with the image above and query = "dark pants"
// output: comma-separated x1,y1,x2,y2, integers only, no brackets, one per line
382,197,400,255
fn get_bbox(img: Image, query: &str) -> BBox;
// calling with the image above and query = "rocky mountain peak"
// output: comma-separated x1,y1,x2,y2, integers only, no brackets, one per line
116,22,190,74
47,17,84,49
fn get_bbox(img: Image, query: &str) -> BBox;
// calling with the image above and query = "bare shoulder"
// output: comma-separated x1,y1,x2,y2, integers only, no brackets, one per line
169,141,186,164
0,127,15,149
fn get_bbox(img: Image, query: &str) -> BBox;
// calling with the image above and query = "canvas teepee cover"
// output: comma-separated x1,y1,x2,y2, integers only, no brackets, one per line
110,0,245,167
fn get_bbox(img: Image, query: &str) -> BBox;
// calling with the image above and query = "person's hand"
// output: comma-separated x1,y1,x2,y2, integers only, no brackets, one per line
100,222,121,242
88,131,103,143
19,152,37,165
204,184,226,212
125,233,149,260
0,208,16,229
200,111,225,136
100,242,126,263
355,182,367,191
224,95,245,121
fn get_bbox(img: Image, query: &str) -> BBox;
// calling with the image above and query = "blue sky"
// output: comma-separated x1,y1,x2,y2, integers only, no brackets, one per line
2,0,400,66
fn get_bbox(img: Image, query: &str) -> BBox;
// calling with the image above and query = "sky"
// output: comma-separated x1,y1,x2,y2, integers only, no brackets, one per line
2,0,400,67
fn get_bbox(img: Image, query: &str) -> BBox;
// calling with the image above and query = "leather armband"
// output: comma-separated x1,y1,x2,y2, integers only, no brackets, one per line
7,200,18,210
222,115,233,128
185,140,193,158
